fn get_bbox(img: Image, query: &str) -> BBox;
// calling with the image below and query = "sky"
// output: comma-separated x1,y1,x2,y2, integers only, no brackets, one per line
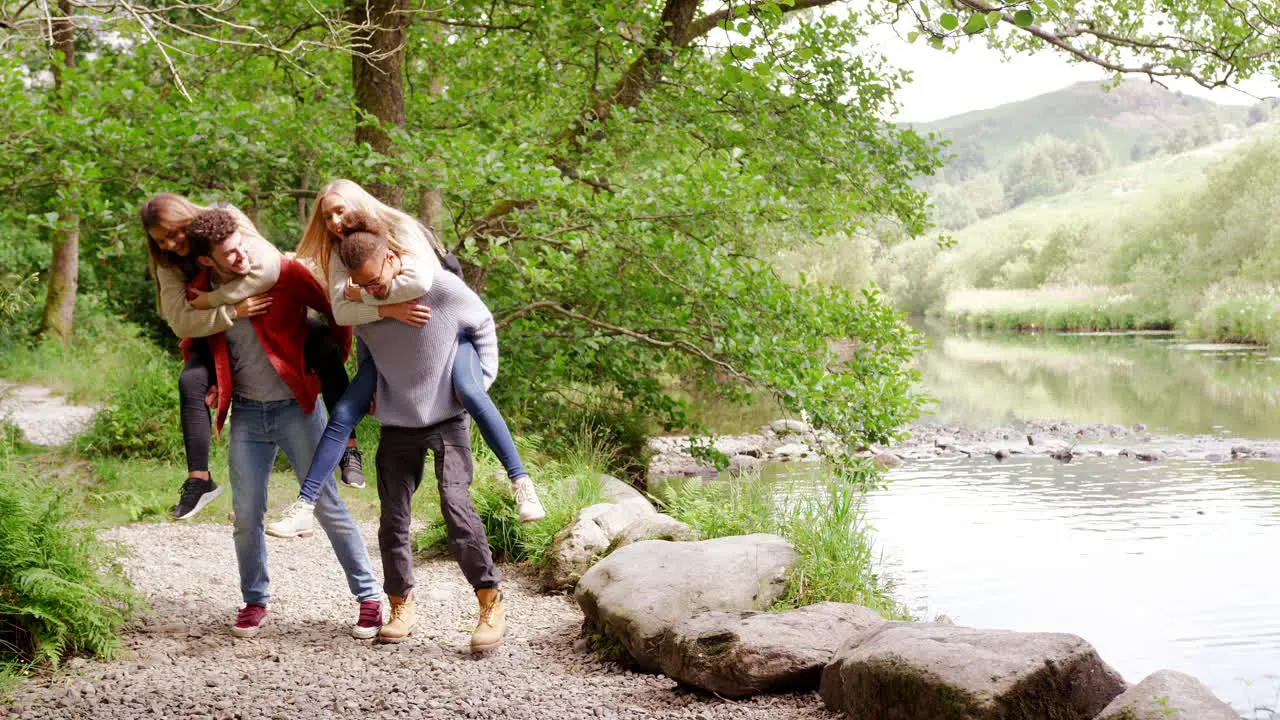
867,26,1272,124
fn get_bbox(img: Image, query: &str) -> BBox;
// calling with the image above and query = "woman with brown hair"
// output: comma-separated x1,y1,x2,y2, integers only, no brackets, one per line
140,193,364,520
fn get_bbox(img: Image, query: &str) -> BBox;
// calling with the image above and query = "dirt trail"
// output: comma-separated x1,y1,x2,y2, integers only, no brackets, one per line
0,380,99,446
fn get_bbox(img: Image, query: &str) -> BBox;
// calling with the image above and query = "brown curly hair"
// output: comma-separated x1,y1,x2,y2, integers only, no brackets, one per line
338,210,389,270
186,209,240,259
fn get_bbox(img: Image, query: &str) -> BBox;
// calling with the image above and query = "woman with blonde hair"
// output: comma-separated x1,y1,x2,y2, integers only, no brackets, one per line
140,193,365,521
267,179,544,540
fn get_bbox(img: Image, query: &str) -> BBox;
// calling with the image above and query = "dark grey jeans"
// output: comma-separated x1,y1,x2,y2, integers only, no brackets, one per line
375,415,500,597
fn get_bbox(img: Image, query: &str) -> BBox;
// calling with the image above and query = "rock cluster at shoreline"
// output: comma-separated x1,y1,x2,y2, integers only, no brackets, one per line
574,531,1239,720
648,417,1280,481
9,475,1247,720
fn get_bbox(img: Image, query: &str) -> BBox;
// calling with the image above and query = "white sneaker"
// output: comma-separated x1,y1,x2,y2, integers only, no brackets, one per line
265,499,316,538
511,477,546,523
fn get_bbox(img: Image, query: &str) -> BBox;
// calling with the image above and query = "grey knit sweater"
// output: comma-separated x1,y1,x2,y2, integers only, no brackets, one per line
353,269,498,428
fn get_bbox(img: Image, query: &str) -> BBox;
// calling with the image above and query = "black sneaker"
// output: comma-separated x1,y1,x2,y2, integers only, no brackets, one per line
339,447,366,489
173,477,223,520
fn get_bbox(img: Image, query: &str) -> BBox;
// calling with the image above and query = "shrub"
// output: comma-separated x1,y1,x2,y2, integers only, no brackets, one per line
77,350,184,462
0,438,137,669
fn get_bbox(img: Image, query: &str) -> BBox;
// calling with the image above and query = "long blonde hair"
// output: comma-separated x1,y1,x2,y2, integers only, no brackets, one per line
296,179,445,282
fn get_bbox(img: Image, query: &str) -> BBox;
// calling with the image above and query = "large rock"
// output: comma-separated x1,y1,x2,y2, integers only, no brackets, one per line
542,509,612,591
575,535,796,671
769,419,811,435
543,477,659,590
588,500,655,538
819,623,1126,720
598,474,656,512
606,514,699,554
1096,670,1237,720
715,436,767,458
772,443,812,460
659,603,885,698
728,454,762,476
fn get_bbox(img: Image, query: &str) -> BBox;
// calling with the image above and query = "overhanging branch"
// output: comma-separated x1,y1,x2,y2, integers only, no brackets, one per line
494,302,751,381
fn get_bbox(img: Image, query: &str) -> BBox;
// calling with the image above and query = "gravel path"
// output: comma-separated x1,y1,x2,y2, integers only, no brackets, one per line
0,380,99,446
6,522,840,720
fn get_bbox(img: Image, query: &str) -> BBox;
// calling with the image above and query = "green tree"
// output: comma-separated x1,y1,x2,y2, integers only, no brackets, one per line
5,0,1280,469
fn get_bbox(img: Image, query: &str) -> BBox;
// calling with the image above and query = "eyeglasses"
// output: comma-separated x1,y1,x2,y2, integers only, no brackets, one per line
352,254,390,290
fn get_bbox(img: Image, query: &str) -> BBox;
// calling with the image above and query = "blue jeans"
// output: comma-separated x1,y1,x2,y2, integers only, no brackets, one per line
297,337,527,503
228,397,380,606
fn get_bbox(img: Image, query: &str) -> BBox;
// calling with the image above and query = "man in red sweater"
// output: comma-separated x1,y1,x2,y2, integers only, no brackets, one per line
183,209,382,640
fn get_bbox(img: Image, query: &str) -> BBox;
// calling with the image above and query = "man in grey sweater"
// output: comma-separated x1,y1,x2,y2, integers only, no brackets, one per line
339,223,506,652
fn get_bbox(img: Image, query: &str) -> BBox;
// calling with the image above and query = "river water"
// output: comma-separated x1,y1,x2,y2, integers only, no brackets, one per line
738,330,1280,715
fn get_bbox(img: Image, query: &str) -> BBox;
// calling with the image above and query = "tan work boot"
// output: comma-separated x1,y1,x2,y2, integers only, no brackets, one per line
378,592,416,644
471,588,506,653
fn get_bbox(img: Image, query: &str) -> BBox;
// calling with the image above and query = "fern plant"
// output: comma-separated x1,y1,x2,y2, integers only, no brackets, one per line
0,463,137,668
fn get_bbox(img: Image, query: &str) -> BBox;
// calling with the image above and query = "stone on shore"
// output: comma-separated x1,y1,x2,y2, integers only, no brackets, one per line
769,419,811,435
598,474,654,512
659,602,885,698
819,623,1126,720
575,535,796,671
542,482,658,591
606,514,699,554
543,508,613,591
772,443,812,460
1096,669,1238,720
872,452,901,470
728,454,762,476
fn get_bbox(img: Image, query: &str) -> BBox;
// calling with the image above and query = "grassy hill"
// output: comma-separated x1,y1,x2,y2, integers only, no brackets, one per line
947,125,1272,239
913,79,1253,170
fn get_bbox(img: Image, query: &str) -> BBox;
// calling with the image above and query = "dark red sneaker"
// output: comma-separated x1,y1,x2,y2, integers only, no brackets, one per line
352,600,383,640
231,604,268,638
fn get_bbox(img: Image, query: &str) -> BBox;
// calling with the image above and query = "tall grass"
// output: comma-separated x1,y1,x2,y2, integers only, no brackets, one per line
0,297,171,405
75,350,185,462
943,287,1173,332
1184,285,1280,346
414,426,611,566
653,476,907,619
0,431,137,676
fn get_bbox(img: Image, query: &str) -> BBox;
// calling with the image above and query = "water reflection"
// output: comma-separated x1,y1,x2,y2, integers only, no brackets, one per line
919,330,1280,437
762,456,1280,715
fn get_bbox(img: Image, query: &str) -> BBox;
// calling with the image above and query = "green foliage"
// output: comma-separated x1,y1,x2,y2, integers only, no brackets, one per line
0,297,173,404
772,479,904,615
0,436,137,670
0,272,40,349
943,288,1172,332
653,474,906,618
2,2,940,465
582,618,632,666
652,476,775,539
83,458,185,524
1001,133,1112,208
75,335,184,462
1184,284,1280,345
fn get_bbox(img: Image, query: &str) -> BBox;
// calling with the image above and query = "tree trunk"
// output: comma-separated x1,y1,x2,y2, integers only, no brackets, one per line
418,187,443,234
41,0,78,348
42,222,79,346
347,0,408,206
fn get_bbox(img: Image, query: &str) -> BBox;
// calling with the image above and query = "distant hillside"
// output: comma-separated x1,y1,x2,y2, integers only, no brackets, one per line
913,79,1253,174
905,80,1270,230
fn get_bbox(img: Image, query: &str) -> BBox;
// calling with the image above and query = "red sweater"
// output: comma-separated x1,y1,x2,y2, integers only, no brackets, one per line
181,258,352,436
